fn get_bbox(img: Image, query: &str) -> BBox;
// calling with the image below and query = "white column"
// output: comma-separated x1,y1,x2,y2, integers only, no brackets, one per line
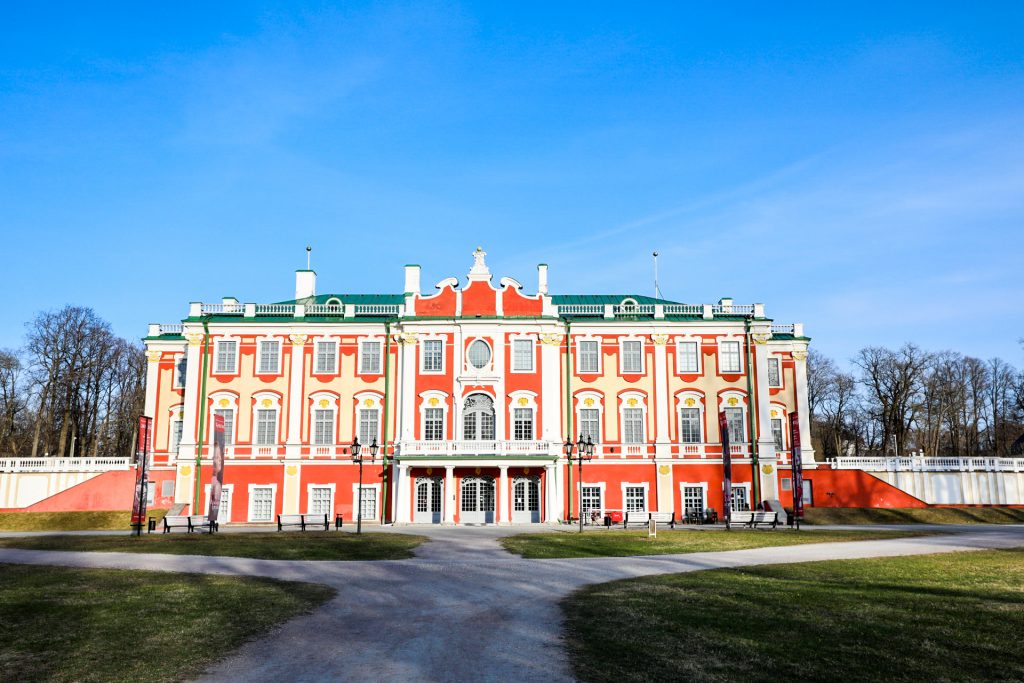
544,464,556,522
499,465,509,524
493,330,506,440
395,464,410,523
143,350,161,419
653,337,670,457
444,465,456,524
179,330,204,461
286,335,306,456
540,334,561,442
400,335,417,440
753,337,777,501
792,349,815,463
553,461,565,522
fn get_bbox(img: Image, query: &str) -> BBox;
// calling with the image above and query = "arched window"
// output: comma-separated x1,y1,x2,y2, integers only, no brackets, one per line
467,340,491,369
463,394,495,441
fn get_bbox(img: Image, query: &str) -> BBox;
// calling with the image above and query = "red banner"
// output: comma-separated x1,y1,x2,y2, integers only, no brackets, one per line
207,414,225,523
719,411,732,527
131,416,152,529
790,412,804,521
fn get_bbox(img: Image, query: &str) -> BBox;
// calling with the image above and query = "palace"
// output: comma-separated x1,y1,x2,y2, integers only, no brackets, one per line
141,248,815,525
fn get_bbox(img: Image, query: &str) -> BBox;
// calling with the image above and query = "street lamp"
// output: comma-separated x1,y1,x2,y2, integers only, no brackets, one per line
352,437,378,534
565,434,594,533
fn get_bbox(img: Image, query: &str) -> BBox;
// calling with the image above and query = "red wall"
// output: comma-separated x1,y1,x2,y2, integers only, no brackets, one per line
801,468,928,508
13,470,137,512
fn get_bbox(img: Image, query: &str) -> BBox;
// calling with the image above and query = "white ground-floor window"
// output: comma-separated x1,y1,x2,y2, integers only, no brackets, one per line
624,485,647,513
352,483,381,521
730,484,750,512
248,485,276,521
681,483,706,517
308,484,335,516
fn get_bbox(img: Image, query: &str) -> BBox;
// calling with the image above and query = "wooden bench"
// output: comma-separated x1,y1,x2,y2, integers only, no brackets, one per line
623,511,676,529
277,513,330,532
162,515,190,533
162,515,217,533
730,510,778,529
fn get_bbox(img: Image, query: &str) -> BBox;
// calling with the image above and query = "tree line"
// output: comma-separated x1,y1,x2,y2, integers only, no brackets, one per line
0,306,146,458
808,342,1024,459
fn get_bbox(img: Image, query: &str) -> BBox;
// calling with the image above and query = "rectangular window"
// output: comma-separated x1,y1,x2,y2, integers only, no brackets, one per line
578,408,600,443
623,408,644,444
255,409,277,445
578,340,599,374
360,341,382,374
424,408,444,440
682,486,705,516
772,417,784,451
173,356,187,389
214,340,237,374
513,408,534,441
725,407,745,444
358,409,379,445
731,485,750,512
781,477,792,491
359,487,377,520
213,408,234,446
169,420,183,452
677,341,699,373
257,340,280,374
767,357,781,387
422,339,443,372
309,487,332,516
313,409,335,445
679,408,701,444
621,340,643,373
720,341,742,373
512,339,534,371
250,487,274,521
625,486,646,513
314,341,336,374
581,486,602,516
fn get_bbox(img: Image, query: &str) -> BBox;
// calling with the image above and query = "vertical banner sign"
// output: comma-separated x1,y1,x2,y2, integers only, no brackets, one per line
207,414,225,525
131,416,152,535
719,411,732,529
790,412,804,525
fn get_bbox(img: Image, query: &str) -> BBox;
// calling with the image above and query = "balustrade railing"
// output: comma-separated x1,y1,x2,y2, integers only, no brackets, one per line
306,304,346,316
828,456,1024,472
663,304,704,315
354,304,401,316
770,324,795,335
557,304,605,316
200,303,244,315
0,457,132,473
254,304,295,316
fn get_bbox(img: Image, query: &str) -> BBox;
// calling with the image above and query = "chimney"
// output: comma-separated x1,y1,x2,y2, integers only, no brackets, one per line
404,264,421,295
537,263,548,295
295,269,316,301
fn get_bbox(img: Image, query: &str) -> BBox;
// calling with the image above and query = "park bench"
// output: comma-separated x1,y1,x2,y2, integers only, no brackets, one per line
188,515,218,533
162,515,190,533
623,511,676,529
162,515,218,533
277,513,330,532
730,510,778,529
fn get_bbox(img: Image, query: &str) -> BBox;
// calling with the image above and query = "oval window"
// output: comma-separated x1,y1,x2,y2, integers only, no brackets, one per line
467,340,491,369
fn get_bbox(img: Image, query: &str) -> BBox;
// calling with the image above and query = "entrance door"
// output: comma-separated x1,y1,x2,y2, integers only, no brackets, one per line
512,476,541,523
415,477,443,523
460,476,495,523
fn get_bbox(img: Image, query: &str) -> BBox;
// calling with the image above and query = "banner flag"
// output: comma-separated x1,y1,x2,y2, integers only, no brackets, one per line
208,414,225,524
719,411,732,528
790,412,804,523
131,416,152,533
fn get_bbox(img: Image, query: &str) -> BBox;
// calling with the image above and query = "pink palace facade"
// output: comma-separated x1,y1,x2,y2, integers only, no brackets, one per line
141,248,814,525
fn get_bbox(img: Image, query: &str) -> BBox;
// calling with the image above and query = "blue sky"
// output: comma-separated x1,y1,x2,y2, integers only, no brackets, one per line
1,2,1022,367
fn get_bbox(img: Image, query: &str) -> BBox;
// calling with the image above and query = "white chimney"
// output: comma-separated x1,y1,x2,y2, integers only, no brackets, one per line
404,264,421,295
537,263,548,295
295,269,316,301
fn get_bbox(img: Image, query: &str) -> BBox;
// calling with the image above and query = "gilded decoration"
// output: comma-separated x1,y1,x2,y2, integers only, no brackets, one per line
185,332,204,347
318,399,330,408
727,397,739,406
427,467,433,475
179,465,192,476
396,333,418,346
539,333,562,346
146,350,162,363
751,333,771,345
517,397,529,406
363,398,376,407
658,465,670,475
627,398,639,407
261,398,273,408
289,334,307,347
761,464,774,475
218,398,230,408
428,397,440,407
474,466,481,475
651,334,670,346
286,465,298,476
583,397,595,407
791,350,808,361
523,467,530,475
684,398,696,407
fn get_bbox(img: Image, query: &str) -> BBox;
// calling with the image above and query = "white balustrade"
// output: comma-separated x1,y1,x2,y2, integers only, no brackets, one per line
828,456,1024,473
254,304,295,316
354,304,401,316
0,457,132,473
770,324,795,335
200,303,244,315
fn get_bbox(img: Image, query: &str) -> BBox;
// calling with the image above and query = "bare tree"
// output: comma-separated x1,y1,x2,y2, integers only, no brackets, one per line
853,344,931,456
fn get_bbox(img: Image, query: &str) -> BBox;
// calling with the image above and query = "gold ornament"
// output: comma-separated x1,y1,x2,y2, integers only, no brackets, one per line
751,333,771,345
761,464,774,475
146,350,162,362
627,398,639,407
185,332,204,347
791,350,808,361
770,409,778,418
517,397,529,406
727,397,739,407
363,398,375,408
426,467,433,475
218,398,229,408
474,467,481,475
286,465,298,476
658,464,670,475
684,398,696,407
180,465,192,476
261,398,273,408
523,467,530,475
651,334,669,346
428,397,440,407
289,334,307,346
319,399,330,408
583,398,595,407
539,333,563,346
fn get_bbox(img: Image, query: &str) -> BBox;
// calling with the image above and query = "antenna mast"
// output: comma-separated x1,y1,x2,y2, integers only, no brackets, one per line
652,251,662,300
306,245,312,270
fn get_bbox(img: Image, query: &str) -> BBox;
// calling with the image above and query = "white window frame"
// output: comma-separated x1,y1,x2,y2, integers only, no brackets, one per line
173,354,187,389
314,339,339,375
466,338,493,372
252,393,282,446
358,338,383,375
213,338,239,375
575,393,604,444
306,483,336,517
720,392,748,445
510,336,536,373
678,406,703,444
619,338,645,375
621,482,649,514
256,338,282,375
507,392,538,442
308,393,340,446
204,483,234,523
730,483,751,512
679,481,709,516
767,356,782,388
580,481,606,517
247,483,277,522
771,416,785,452
718,339,743,374
312,407,336,446
576,337,602,374
418,391,450,441
169,418,184,453
352,482,381,521
420,337,445,374
619,393,648,445
676,339,701,374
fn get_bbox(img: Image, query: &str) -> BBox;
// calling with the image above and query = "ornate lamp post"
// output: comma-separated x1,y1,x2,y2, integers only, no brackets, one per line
564,434,595,533
352,437,378,534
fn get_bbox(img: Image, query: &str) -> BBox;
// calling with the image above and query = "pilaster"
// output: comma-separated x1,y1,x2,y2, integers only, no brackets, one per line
652,334,670,457
285,334,307,456
444,465,455,524
792,349,815,463
179,330,205,461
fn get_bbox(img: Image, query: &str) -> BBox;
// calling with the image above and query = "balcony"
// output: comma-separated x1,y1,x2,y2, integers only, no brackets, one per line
397,440,558,457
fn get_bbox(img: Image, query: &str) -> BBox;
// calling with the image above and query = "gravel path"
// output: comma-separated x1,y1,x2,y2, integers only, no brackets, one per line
1,525,1021,682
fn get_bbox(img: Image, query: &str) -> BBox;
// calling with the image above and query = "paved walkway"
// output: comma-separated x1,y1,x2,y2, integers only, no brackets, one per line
1,526,1022,682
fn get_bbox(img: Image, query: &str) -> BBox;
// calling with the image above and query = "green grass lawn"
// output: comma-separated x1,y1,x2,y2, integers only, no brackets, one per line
501,528,929,558
0,531,426,560
804,506,1024,525
0,563,333,683
0,509,167,531
563,548,1024,682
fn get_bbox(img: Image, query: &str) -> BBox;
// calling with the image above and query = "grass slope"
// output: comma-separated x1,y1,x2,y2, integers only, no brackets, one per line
563,548,1024,683
501,528,927,558
804,506,1024,525
0,563,334,683
0,531,425,560
0,509,167,531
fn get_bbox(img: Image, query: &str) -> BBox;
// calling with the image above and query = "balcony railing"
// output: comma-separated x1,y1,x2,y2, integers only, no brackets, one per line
0,457,132,473
829,456,1024,472
398,440,557,456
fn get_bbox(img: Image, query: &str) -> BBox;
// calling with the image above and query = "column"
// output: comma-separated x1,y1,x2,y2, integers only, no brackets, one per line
652,335,670,458
499,465,509,524
544,464,556,522
752,334,778,501
395,464,410,523
286,334,307,457
143,350,161,420
282,461,301,513
444,465,455,524
791,349,815,463
540,333,562,442
179,329,205,462
399,334,417,441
